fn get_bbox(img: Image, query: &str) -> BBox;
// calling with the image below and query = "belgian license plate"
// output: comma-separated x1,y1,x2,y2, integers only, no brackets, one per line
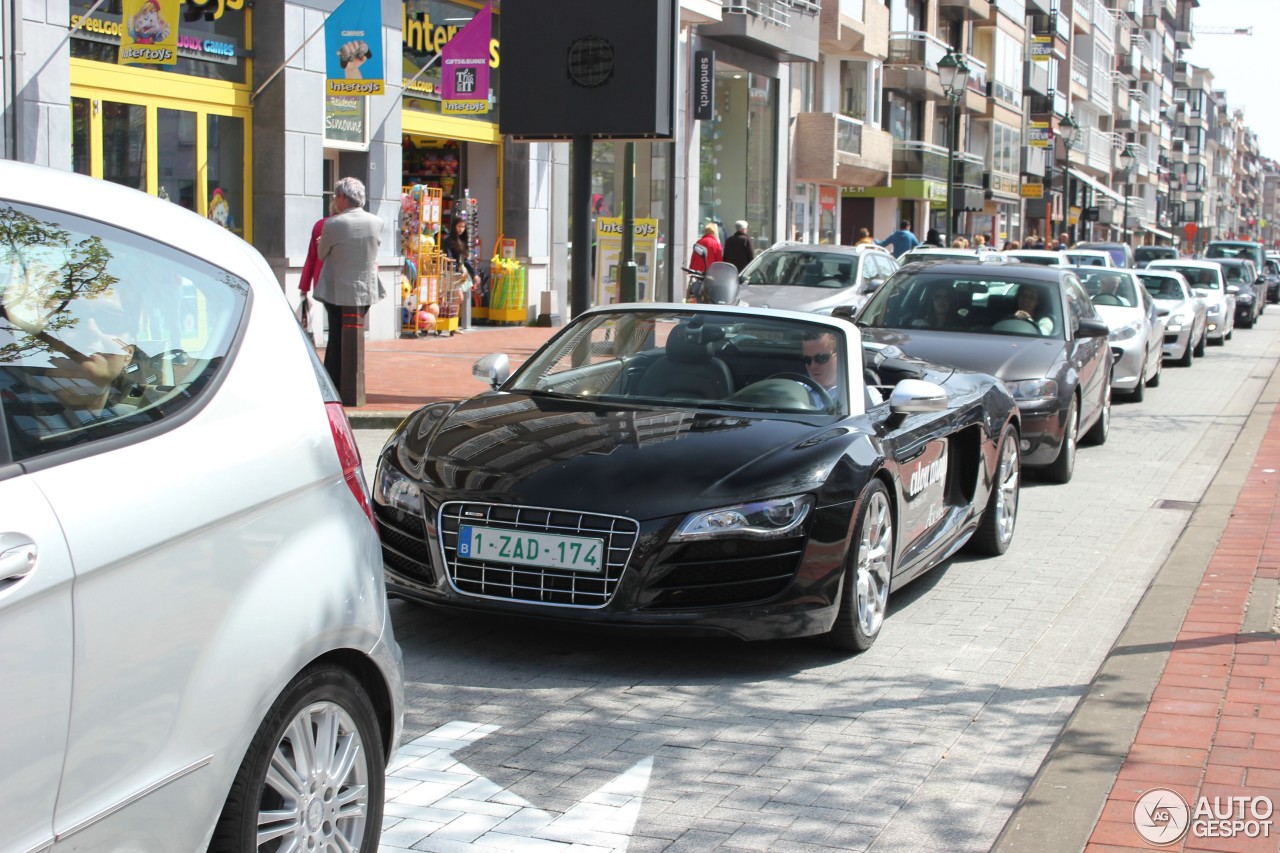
457,525,604,573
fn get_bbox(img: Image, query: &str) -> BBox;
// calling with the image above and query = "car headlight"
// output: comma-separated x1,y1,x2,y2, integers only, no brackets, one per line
672,495,813,541
1003,378,1058,404
1238,293,1255,304
1207,302,1223,315
374,462,424,517
1108,321,1141,342
1167,311,1190,330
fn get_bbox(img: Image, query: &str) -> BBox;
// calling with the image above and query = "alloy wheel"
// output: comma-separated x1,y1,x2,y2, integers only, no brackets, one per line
856,490,894,639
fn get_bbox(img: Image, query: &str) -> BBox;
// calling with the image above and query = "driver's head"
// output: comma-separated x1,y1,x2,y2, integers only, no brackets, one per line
1016,286,1040,313
801,330,840,391
1100,275,1121,293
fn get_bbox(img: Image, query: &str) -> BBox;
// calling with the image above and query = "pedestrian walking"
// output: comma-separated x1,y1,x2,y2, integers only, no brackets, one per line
689,222,723,273
723,220,756,272
877,220,920,258
924,228,944,247
314,176,385,406
855,227,875,246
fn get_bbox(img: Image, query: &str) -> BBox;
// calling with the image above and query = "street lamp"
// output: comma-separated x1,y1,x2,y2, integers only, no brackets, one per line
1118,142,1138,248
937,49,971,246
1058,113,1081,247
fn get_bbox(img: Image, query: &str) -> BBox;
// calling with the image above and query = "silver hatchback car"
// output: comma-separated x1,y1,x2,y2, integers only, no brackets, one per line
1,162,403,852
737,242,899,314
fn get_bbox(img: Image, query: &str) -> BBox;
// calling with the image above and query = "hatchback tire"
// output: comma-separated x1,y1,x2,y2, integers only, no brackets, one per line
210,665,385,853
1195,331,1207,356
1082,383,1110,446
1147,351,1162,387
1044,397,1078,484
1178,337,1194,367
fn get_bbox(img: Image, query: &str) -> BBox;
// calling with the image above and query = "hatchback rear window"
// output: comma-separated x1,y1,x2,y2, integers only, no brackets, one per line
0,201,248,461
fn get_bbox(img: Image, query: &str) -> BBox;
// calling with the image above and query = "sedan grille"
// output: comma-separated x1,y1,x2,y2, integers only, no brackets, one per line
439,502,639,608
375,503,435,583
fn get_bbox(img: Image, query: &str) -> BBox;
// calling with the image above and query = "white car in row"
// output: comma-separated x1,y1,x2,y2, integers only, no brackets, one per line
1146,259,1236,344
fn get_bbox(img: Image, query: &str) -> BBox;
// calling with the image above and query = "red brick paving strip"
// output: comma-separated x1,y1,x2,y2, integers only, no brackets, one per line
1085,403,1280,851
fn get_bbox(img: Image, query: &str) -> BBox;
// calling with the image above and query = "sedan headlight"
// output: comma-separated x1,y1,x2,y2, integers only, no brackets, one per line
374,462,424,517
672,495,813,541
1002,378,1058,405
1237,293,1255,304
1108,321,1141,342
1166,311,1191,331
1207,302,1224,315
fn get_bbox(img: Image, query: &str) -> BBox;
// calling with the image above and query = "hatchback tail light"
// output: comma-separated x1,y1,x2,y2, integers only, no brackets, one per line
326,402,376,528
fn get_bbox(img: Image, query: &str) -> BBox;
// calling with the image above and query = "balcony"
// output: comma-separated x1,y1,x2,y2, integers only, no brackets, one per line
884,31,950,100
1087,127,1113,172
704,0,820,62
955,152,985,188
1175,29,1193,50
819,0,890,59
1024,58,1051,96
938,0,991,21
1071,55,1090,89
793,113,893,186
893,140,951,182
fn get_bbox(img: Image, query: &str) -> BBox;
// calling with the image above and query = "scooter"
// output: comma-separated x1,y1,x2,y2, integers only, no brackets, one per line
682,261,742,306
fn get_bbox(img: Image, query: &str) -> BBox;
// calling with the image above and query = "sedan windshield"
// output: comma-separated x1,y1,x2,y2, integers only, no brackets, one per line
1157,265,1221,290
858,272,1065,339
1137,274,1187,300
508,309,851,415
740,250,861,289
1076,271,1139,307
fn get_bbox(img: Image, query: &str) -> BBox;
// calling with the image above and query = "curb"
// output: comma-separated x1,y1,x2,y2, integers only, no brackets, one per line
991,348,1280,853
347,409,415,430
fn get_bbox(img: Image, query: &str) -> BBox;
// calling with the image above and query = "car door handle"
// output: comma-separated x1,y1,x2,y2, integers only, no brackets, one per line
0,539,37,584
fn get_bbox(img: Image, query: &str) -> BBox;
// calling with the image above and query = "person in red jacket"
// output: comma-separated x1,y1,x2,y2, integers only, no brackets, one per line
689,222,723,273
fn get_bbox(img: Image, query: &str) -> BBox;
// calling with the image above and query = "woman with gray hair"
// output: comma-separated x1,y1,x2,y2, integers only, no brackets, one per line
723,219,756,273
314,176,385,404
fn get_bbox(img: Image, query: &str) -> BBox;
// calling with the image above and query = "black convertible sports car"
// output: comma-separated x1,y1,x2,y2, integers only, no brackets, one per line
374,304,1020,651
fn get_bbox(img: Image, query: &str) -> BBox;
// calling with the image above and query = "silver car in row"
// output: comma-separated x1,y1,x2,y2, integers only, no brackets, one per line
1137,269,1209,366
1066,267,1165,401
1147,259,1236,344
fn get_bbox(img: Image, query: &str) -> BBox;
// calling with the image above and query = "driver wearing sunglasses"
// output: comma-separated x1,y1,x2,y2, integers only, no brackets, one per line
800,330,841,407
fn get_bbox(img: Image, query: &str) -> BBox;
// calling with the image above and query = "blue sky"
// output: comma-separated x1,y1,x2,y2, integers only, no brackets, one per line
1184,0,1280,159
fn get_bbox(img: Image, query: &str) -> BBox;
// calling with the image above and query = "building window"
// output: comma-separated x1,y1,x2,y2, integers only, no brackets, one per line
841,60,883,128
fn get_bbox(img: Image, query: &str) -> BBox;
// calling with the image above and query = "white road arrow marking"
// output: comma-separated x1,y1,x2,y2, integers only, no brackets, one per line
380,720,654,852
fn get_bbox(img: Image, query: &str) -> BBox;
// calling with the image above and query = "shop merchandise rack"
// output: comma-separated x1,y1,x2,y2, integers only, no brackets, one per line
399,184,458,336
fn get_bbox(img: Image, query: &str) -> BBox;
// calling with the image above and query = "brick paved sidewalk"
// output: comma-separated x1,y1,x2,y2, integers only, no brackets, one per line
1084,403,1280,852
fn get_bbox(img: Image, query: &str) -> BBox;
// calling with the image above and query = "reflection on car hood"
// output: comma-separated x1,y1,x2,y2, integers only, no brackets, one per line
1094,304,1144,329
393,393,860,520
860,327,1063,381
737,284,861,313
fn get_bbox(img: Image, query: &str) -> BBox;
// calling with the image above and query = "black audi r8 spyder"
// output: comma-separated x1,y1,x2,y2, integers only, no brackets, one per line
374,304,1020,651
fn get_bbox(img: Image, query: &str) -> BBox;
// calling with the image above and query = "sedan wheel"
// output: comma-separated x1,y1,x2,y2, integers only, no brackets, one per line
1178,335,1194,367
1083,382,1110,446
1045,397,1078,484
824,481,894,653
1130,359,1146,402
1196,329,1209,355
1147,349,1162,387
969,426,1020,555
210,666,385,853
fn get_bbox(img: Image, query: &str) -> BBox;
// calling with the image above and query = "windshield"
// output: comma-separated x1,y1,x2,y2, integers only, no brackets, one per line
1077,270,1139,307
508,309,851,416
1157,265,1220,289
1206,243,1259,262
1007,253,1062,266
1066,252,1108,267
740,249,861,290
858,271,1065,339
1135,247,1177,263
1137,273,1187,300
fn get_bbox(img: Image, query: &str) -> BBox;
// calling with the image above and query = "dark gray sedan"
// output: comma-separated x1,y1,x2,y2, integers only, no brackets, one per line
854,263,1112,484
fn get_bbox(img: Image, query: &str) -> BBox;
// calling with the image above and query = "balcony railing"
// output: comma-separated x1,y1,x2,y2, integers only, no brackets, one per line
955,151,985,187
1077,0,1092,24
887,30,951,69
1093,0,1116,47
1087,127,1112,171
836,114,863,156
893,140,950,181
724,0,792,26
964,54,988,96
1072,55,1090,88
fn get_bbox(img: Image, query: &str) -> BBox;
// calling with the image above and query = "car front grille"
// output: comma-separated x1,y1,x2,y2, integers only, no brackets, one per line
642,536,805,610
438,502,639,608
375,503,435,584
1163,332,1180,343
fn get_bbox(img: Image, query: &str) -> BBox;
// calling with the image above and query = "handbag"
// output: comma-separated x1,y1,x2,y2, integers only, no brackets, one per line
296,294,312,333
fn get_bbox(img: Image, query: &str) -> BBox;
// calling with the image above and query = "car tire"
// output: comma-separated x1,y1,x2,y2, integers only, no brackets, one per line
1082,382,1110,446
1147,350,1162,387
1194,330,1207,356
824,480,894,653
1130,360,1146,402
209,665,385,853
968,425,1020,556
1044,396,1078,484
1178,337,1194,367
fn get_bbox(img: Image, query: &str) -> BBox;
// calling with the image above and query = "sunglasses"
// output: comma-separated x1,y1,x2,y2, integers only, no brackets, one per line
802,351,835,366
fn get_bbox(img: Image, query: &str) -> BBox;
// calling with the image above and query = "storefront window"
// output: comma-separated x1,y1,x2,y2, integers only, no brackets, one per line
402,0,501,120
159,109,197,211
207,114,244,236
71,98,91,177
69,0,249,84
586,141,674,300
699,67,776,250
102,101,146,191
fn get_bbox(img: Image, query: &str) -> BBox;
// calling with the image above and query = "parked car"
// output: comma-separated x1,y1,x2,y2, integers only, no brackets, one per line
855,263,1112,484
736,242,898,315
1067,267,1165,401
1261,258,1280,304
1147,259,1236,344
0,161,403,853
897,246,1006,265
375,303,1021,653
1001,250,1070,266
1206,258,1264,328
1205,239,1267,279
1137,268,1208,366
1072,241,1136,268
1064,249,1115,267
1134,246,1180,268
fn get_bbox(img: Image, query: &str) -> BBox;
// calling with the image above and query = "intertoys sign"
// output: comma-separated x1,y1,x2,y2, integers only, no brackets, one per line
119,0,179,65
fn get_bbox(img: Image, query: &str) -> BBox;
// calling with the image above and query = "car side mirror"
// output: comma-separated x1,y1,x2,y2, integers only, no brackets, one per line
889,379,948,415
830,305,858,322
473,352,511,388
1193,288,1210,298
1227,284,1240,294
1075,317,1110,338
1156,306,1170,317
